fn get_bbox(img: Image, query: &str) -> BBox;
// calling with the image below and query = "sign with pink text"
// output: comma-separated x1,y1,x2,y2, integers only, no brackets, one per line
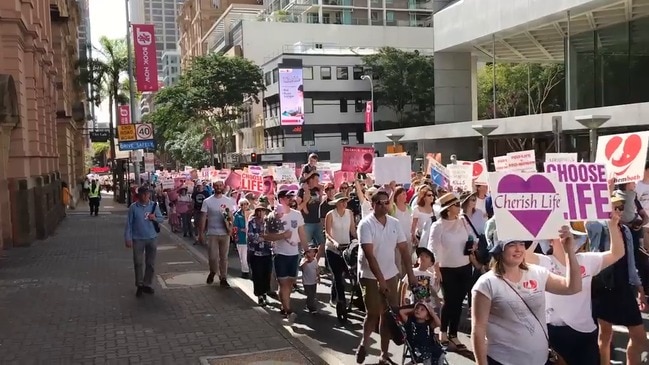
595,131,649,184
493,155,510,172
507,150,537,172
544,162,611,221
341,146,374,173
488,172,568,241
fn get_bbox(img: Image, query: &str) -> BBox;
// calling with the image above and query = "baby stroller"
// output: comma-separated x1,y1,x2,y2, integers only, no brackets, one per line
342,240,366,312
383,299,448,365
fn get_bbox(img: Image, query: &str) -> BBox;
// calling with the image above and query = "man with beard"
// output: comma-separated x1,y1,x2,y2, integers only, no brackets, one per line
199,181,236,287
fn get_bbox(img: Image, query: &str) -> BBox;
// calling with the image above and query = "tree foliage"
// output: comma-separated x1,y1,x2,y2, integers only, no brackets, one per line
148,53,266,167
362,47,435,128
478,63,564,119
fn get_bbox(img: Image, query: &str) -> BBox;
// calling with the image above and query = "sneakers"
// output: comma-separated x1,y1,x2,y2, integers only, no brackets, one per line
219,278,231,288
142,286,155,295
355,345,367,364
257,295,267,306
206,272,215,284
286,311,297,324
136,286,144,297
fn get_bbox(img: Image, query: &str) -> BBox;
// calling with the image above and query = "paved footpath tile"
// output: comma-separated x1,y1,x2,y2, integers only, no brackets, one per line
0,207,322,365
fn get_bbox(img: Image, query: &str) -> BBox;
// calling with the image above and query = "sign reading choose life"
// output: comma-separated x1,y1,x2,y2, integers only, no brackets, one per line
489,172,568,241
544,162,611,221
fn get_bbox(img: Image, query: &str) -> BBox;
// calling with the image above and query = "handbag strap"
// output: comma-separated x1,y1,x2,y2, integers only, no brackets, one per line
499,277,549,342
151,201,157,214
462,213,480,237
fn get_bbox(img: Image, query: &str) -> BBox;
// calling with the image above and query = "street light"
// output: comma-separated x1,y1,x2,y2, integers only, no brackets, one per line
575,115,610,162
472,124,498,169
361,75,374,132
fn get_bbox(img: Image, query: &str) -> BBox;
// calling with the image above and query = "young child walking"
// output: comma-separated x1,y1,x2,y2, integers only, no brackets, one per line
300,243,320,313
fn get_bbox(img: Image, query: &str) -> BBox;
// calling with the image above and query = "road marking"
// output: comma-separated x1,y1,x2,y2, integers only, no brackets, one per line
166,261,194,265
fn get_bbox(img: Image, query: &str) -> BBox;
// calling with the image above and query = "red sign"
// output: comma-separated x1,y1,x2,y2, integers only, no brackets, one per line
203,136,213,152
118,105,131,125
341,146,375,173
132,24,159,92
90,166,110,173
365,101,373,132
240,173,264,193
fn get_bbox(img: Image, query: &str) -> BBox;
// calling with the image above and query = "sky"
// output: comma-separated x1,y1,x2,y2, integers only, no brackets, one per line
88,0,127,126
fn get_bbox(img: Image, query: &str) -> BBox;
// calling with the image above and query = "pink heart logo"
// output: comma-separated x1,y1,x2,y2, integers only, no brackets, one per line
497,174,556,237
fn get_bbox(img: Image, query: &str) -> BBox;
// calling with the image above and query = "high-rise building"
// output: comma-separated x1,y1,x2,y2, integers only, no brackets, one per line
177,0,219,70
161,50,181,86
129,0,186,74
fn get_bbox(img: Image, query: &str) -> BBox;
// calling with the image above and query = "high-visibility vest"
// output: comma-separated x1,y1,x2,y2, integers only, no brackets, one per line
88,185,100,198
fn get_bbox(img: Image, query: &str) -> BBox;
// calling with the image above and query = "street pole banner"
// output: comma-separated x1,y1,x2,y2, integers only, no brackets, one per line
118,105,131,125
544,162,611,221
365,101,373,132
595,131,649,184
132,24,159,92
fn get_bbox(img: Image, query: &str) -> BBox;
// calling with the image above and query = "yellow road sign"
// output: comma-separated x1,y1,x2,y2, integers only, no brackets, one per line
118,125,136,141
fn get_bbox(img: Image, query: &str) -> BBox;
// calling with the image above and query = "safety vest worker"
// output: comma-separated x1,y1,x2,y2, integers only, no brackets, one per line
88,184,100,199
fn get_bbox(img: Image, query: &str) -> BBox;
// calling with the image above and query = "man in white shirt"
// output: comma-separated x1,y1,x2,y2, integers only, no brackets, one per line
199,181,236,287
355,191,416,364
266,190,308,323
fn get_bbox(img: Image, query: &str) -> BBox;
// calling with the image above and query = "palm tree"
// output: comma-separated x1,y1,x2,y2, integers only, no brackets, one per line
77,36,128,201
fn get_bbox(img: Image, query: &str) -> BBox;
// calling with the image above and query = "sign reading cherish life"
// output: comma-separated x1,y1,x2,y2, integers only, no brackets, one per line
544,162,611,221
489,172,568,241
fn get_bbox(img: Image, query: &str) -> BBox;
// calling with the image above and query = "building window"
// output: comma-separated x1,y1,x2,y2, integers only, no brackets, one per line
272,68,279,84
339,98,348,112
280,132,285,147
303,66,313,80
304,98,314,113
341,131,349,145
320,66,331,80
353,66,364,80
336,66,348,80
355,99,365,112
301,130,315,146
264,71,271,86
356,130,364,144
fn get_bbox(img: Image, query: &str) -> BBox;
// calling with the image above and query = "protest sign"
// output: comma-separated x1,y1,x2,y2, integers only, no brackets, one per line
333,171,354,189
240,172,264,193
507,150,537,172
493,156,510,172
458,160,488,185
262,176,275,195
341,146,374,173
274,166,297,183
545,153,578,163
488,172,568,241
224,171,241,190
447,164,472,191
545,162,611,221
374,155,411,184
596,131,649,184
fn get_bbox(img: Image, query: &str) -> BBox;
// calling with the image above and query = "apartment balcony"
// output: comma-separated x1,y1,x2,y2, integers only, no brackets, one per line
264,116,281,129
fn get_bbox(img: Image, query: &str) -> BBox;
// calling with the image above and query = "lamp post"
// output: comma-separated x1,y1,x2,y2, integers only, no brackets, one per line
125,0,140,189
472,124,498,169
575,115,610,162
386,133,404,155
361,75,374,132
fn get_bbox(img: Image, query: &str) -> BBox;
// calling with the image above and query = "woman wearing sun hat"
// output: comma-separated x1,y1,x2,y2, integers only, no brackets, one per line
324,192,357,321
524,211,625,365
246,200,273,306
471,226,582,365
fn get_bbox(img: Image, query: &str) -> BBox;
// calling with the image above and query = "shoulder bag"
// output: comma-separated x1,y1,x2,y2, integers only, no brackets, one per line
463,214,490,265
500,278,559,365
150,202,160,233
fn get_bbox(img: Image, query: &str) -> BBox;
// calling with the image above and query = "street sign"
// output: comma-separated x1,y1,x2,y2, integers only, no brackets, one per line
136,123,154,140
89,129,110,142
118,125,136,141
119,140,156,150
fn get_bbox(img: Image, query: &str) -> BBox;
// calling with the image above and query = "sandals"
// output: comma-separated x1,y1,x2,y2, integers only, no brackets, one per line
448,335,467,350
378,357,398,365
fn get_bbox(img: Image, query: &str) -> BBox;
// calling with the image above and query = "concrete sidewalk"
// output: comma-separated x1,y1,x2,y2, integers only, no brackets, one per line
0,207,323,365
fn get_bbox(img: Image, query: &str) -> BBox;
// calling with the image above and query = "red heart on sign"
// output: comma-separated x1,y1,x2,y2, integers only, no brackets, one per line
604,134,642,176
472,162,484,178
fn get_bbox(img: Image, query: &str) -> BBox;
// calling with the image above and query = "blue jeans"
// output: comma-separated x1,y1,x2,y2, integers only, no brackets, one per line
132,239,157,287
304,222,324,245
586,221,609,252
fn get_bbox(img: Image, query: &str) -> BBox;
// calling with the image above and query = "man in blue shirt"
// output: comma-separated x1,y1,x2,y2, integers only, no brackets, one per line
125,186,164,297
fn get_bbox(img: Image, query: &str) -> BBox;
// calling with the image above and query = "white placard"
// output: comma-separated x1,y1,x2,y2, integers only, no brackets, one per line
447,164,472,191
274,166,297,183
374,155,411,184
595,131,649,184
493,156,510,172
507,150,537,172
545,153,578,163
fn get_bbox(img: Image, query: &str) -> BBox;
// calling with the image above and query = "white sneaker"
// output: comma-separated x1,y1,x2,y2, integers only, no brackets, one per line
287,312,297,324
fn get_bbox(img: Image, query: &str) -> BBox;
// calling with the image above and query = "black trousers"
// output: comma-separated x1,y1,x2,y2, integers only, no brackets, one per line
548,325,599,365
250,255,272,297
89,197,100,215
326,250,347,304
439,264,473,336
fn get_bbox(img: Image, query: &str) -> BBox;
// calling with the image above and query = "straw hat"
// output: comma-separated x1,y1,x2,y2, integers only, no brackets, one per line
328,192,350,205
459,191,477,206
438,192,461,213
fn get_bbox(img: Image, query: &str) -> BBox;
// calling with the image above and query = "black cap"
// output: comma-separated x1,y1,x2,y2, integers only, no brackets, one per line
277,190,295,199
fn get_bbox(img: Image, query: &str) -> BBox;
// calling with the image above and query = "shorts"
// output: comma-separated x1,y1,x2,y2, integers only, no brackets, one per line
274,254,299,280
360,276,399,315
304,222,325,245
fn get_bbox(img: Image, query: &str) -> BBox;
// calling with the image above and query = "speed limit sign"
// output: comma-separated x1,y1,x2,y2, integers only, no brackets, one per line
135,123,154,140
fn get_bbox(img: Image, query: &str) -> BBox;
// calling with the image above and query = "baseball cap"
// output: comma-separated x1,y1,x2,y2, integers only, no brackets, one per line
277,190,296,199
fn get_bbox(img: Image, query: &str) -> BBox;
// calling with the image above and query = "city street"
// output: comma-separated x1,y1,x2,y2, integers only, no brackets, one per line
0,195,323,365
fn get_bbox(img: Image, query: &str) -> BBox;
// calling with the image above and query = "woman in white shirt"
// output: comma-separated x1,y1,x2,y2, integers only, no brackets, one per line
471,227,582,365
411,186,435,246
324,192,357,322
460,191,487,236
390,187,413,275
428,193,474,350
355,180,376,218
524,215,624,365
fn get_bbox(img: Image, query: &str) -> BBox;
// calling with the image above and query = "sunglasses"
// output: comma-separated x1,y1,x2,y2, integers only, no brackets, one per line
614,205,624,211
426,194,434,197
375,200,390,206
340,186,349,189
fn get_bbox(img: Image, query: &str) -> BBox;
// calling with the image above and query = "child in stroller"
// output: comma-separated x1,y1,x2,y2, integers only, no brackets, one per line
341,240,366,312
397,300,446,365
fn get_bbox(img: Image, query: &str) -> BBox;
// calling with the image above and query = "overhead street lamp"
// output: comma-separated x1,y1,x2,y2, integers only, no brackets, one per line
361,75,374,132
472,124,498,169
575,115,610,162
386,133,404,147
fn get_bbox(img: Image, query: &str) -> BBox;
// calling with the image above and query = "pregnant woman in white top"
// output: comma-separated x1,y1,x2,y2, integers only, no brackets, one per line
324,192,357,322
525,215,624,365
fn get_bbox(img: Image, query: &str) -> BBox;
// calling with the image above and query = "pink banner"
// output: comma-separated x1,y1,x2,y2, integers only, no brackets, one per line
203,135,212,152
225,171,241,190
118,105,131,125
241,172,264,193
365,101,373,132
334,171,355,189
263,176,275,195
132,24,159,92
341,146,375,173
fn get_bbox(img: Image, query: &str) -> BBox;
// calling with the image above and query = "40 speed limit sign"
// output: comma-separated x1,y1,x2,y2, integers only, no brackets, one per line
135,123,154,140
